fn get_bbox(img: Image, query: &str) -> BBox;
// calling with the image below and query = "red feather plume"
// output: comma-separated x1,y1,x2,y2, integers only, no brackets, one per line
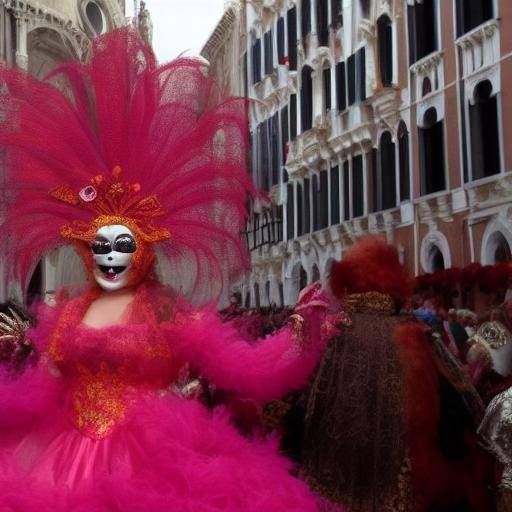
330,237,414,301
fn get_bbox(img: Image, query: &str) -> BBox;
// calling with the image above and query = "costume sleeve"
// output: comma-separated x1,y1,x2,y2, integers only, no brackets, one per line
0,302,66,437
164,305,339,406
478,387,512,491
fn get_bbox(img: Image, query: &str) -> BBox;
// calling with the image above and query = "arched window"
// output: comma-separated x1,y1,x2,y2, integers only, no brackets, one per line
277,17,285,64
422,77,432,97
352,154,364,217
323,65,332,112
330,164,340,225
469,80,500,180
456,0,494,37
494,233,512,264
264,30,274,76
317,0,329,46
301,0,311,39
251,36,262,85
244,292,251,308
296,182,304,236
312,173,319,231
304,177,311,233
287,7,298,70
27,261,43,306
253,282,261,309
320,170,329,229
311,264,320,283
428,245,445,273
380,131,396,210
377,15,393,87
286,183,295,239
301,66,313,132
85,1,105,36
331,0,343,27
407,0,437,64
299,265,308,291
360,0,371,19
398,122,410,202
419,107,445,195
265,281,271,305
484,230,512,265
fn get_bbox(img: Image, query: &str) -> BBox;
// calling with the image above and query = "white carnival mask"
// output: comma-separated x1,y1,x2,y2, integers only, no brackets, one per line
91,224,137,291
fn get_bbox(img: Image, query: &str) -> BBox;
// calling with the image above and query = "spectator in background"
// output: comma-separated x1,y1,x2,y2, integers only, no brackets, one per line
458,309,478,338
467,301,512,404
220,292,242,319
448,308,470,363
436,306,460,359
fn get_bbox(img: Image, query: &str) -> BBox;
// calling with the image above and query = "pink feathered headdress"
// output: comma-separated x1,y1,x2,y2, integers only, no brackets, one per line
0,28,254,302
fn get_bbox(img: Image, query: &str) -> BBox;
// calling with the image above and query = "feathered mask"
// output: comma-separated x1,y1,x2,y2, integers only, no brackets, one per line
0,28,254,302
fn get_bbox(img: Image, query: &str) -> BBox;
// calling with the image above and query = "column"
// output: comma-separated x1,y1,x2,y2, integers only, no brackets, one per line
15,15,29,70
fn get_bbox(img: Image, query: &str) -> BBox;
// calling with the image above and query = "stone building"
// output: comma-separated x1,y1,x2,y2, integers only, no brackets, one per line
202,0,512,308
0,0,128,302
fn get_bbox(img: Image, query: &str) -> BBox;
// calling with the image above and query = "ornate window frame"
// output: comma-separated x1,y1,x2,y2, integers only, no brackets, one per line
420,230,451,273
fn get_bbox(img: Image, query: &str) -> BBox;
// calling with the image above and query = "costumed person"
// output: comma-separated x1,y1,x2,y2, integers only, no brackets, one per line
475,300,512,512
301,237,493,512
467,300,512,404
479,368,512,512
0,29,344,511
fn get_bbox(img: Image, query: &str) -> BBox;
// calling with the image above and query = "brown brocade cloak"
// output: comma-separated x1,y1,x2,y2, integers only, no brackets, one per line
301,301,492,512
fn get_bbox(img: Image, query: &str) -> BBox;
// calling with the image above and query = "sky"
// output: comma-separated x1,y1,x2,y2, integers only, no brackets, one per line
126,0,226,62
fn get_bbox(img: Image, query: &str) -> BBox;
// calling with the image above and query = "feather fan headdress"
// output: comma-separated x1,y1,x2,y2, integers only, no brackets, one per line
0,29,254,302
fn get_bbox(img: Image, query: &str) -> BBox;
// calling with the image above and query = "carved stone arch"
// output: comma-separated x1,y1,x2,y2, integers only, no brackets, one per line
320,54,333,69
375,0,393,21
27,26,82,79
396,117,410,134
287,259,308,304
376,119,396,144
466,67,500,106
417,96,445,127
481,217,512,265
420,230,451,273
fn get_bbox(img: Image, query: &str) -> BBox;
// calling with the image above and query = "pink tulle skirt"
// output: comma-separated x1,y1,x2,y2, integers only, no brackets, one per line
0,388,320,512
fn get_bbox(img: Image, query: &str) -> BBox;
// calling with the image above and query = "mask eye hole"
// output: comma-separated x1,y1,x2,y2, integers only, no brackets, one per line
91,239,111,255
114,235,137,254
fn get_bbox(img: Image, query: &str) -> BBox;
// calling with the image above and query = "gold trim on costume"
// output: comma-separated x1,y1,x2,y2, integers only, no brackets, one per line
344,291,395,314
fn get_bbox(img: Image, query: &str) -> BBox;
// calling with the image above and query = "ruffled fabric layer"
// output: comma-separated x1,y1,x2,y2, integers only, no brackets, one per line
0,369,319,512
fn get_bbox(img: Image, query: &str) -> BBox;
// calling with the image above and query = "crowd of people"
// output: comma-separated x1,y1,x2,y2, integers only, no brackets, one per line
1,246,512,511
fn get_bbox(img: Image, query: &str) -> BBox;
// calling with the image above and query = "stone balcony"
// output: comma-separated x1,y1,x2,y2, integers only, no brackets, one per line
465,172,512,211
410,49,444,103
456,18,500,79
415,191,454,229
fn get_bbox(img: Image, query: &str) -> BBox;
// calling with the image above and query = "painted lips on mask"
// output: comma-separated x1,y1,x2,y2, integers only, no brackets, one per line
98,265,128,280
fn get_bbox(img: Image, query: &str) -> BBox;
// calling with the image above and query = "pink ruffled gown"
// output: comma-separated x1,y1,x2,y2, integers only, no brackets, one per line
0,284,334,511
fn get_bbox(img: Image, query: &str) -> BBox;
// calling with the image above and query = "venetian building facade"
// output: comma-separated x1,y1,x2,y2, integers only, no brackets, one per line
204,0,512,308
0,0,128,302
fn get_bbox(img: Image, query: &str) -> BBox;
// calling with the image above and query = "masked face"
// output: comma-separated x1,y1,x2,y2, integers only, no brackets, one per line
91,225,137,291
